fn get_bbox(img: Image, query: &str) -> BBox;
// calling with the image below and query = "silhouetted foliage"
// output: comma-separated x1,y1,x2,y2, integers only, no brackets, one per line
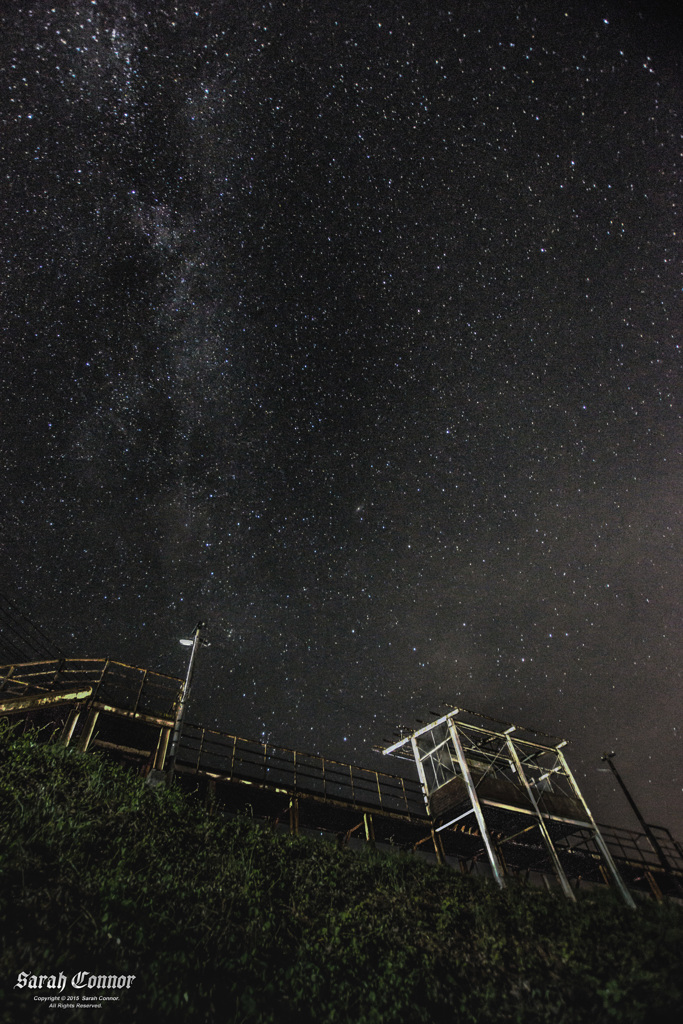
1,723,682,1023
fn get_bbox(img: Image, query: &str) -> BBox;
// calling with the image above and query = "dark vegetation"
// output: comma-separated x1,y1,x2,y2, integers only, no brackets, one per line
1,724,682,1024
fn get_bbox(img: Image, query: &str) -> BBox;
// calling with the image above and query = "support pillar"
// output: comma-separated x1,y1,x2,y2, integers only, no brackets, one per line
289,797,299,835
645,870,663,902
363,812,375,844
59,708,81,747
448,721,506,889
153,727,172,771
431,827,445,866
76,709,100,752
505,736,576,902
556,748,636,909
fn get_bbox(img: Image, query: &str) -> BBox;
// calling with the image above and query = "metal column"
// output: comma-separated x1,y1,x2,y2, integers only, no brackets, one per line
602,753,674,878
448,720,506,889
556,747,636,909
410,736,431,808
153,727,172,771
59,707,81,747
289,797,299,835
504,735,576,902
363,812,375,844
165,621,206,778
76,709,100,752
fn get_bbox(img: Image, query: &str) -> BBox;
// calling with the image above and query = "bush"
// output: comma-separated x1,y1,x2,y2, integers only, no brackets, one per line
1,723,682,1023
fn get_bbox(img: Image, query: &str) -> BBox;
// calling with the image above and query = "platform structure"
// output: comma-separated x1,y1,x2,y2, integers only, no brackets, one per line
0,657,181,768
1,661,682,900
383,707,636,907
0,659,429,850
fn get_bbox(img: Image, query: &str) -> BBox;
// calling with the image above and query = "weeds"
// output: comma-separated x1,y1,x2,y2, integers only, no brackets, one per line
0,725,682,1023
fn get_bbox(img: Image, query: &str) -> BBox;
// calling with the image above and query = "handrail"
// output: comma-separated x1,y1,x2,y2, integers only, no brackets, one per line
177,722,423,816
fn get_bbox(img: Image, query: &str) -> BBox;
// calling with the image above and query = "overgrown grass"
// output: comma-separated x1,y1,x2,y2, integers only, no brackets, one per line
1,723,682,1023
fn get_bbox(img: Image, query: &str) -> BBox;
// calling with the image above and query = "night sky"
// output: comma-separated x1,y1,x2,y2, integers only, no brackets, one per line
2,1,681,836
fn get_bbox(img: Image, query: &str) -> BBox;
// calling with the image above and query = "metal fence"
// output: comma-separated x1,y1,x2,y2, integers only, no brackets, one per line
0,659,181,721
597,822,683,875
178,722,425,817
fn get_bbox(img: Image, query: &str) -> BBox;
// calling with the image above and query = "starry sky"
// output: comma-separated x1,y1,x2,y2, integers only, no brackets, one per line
1,0,681,836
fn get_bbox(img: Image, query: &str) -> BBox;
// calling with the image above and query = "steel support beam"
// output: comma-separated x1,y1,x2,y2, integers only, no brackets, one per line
410,735,430,808
153,727,172,771
363,812,375,844
76,709,100,752
602,753,673,876
504,735,576,901
431,827,445,865
448,720,506,889
555,748,636,909
289,797,299,835
59,707,82,747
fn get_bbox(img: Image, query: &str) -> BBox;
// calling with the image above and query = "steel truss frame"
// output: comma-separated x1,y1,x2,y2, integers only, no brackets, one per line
384,708,636,907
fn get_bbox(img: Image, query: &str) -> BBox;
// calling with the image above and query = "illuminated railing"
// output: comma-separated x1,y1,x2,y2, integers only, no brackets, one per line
0,659,181,721
596,823,683,876
2,662,681,893
178,722,425,817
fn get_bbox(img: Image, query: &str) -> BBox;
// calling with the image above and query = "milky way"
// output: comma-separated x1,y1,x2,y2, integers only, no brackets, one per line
1,1,681,834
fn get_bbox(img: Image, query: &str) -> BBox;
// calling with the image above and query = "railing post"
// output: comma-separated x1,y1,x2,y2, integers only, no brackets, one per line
132,668,147,716
229,735,237,780
195,727,205,772
645,869,663,902
205,777,216,816
400,776,408,813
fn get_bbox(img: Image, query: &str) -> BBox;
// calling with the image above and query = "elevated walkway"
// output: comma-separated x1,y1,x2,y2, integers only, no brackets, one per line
1,659,681,899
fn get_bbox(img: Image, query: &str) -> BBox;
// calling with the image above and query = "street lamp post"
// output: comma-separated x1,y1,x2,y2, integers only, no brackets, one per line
164,621,207,781
601,751,672,876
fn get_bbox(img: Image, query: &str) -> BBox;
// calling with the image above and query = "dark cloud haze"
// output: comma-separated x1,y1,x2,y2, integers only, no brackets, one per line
1,1,681,835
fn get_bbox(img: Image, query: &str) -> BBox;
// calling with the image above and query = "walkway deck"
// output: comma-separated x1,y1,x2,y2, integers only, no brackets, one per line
2,658,681,898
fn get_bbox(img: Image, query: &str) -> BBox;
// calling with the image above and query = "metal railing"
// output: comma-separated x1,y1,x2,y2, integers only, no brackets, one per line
555,820,683,878
2,660,681,892
0,659,181,721
598,822,683,876
178,722,425,817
